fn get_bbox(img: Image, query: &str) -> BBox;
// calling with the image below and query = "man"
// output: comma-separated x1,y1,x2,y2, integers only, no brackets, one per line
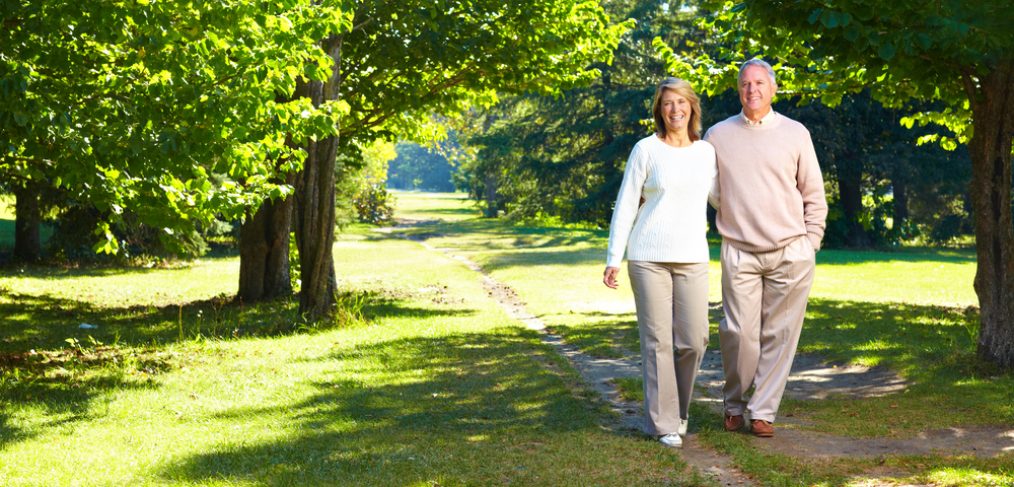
704,58,828,438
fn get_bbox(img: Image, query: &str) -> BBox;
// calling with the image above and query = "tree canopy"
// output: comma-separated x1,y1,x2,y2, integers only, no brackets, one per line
657,0,1014,368
1,1,350,253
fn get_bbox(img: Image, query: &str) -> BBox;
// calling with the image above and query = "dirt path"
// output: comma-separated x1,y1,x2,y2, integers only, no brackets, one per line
384,227,756,486
380,221,1014,484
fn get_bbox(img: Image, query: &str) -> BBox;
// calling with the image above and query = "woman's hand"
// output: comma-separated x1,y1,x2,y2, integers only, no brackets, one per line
603,266,620,289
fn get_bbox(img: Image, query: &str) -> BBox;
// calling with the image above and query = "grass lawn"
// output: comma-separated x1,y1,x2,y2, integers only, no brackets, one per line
1,190,1011,486
1,212,701,485
394,192,1013,486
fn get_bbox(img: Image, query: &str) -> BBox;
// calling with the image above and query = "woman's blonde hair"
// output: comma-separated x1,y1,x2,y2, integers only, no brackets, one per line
651,77,702,141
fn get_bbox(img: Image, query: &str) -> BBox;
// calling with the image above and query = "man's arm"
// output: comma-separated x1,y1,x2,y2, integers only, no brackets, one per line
797,130,828,250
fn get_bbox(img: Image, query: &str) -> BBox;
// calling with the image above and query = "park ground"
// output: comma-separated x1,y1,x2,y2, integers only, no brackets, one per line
1,191,1012,486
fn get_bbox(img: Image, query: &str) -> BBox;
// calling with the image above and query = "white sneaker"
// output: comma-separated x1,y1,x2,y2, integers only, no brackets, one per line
659,433,683,448
678,418,688,437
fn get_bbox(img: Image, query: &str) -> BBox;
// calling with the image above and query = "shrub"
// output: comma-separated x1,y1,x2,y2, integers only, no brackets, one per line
352,184,395,224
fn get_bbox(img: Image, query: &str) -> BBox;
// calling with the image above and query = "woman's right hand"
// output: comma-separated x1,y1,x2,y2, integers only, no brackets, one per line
603,266,620,289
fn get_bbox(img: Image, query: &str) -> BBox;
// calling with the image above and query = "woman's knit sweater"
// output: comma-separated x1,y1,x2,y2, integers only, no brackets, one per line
606,135,717,267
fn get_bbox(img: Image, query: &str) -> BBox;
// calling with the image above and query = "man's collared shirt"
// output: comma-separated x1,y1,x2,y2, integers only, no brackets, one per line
740,109,777,126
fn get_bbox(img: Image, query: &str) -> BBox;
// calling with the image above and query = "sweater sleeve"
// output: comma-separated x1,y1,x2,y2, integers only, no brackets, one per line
606,143,648,267
705,142,720,209
796,129,828,250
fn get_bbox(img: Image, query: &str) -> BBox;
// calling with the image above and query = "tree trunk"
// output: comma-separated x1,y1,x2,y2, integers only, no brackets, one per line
13,183,41,262
482,170,499,218
836,158,871,248
292,35,343,320
238,191,293,303
968,62,1014,369
891,170,909,229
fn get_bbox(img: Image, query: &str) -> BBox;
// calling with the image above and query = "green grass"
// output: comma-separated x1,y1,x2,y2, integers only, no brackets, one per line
2,190,1010,486
1,214,704,485
388,189,477,222
391,191,1013,486
613,377,644,402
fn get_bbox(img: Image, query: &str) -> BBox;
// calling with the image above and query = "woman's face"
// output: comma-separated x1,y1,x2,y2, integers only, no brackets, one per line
660,90,691,133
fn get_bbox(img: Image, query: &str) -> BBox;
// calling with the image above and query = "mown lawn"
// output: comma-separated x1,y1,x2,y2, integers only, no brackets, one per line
393,191,1013,486
1,211,702,485
1,190,1011,486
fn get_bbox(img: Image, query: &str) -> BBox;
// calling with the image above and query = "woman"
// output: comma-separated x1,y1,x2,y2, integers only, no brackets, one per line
603,78,717,448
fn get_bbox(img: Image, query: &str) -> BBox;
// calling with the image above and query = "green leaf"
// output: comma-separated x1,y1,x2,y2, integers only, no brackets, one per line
807,8,823,25
844,25,861,42
878,42,896,60
821,11,839,28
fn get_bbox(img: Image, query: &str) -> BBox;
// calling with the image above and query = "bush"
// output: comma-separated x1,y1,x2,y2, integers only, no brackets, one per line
352,184,395,224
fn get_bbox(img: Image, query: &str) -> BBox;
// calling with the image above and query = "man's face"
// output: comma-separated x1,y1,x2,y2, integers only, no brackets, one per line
738,65,776,117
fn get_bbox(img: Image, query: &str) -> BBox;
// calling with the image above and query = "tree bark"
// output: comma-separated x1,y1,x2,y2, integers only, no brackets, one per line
292,35,343,320
13,183,41,262
237,191,293,303
891,170,909,229
482,170,499,218
836,158,871,248
968,62,1014,369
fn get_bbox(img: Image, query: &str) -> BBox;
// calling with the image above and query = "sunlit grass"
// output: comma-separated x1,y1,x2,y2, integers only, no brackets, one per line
388,189,476,222
1,191,1008,486
1,212,700,485
613,377,644,402
693,412,1014,486
393,191,1013,486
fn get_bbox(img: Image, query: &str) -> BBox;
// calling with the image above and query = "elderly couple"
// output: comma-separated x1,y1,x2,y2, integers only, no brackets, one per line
603,58,828,448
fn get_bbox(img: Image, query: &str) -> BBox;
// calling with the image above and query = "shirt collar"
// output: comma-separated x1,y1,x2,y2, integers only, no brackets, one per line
740,109,777,126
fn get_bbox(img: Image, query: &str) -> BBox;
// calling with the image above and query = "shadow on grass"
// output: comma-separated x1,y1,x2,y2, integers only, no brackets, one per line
546,319,638,359
0,252,239,278
157,329,609,485
403,206,479,217
0,290,478,451
815,247,976,265
553,297,1011,421
801,298,984,378
0,363,158,449
384,214,974,268
482,248,602,269
390,218,605,250
0,288,475,354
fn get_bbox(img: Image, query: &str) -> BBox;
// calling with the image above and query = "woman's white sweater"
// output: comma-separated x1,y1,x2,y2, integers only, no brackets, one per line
606,135,717,267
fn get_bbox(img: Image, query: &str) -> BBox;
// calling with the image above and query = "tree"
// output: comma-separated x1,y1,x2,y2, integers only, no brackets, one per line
261,0,628,319
2,1,348,259
456,0,695,224
660,1,1014,368
11,180,41,261
780,92,971,247
387,142,456,192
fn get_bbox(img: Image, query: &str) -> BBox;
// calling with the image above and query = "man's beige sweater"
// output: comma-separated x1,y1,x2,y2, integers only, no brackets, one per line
704,112,828,252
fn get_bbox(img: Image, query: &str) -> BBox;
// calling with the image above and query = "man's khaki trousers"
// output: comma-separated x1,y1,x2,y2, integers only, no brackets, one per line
628,261,710,435
719,236,815,423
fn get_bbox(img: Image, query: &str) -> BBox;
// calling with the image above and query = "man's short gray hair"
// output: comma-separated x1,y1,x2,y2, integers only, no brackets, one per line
739,58,776,85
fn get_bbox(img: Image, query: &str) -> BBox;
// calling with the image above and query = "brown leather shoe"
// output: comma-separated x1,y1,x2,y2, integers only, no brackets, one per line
751,419,774,437
724,413,744,432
